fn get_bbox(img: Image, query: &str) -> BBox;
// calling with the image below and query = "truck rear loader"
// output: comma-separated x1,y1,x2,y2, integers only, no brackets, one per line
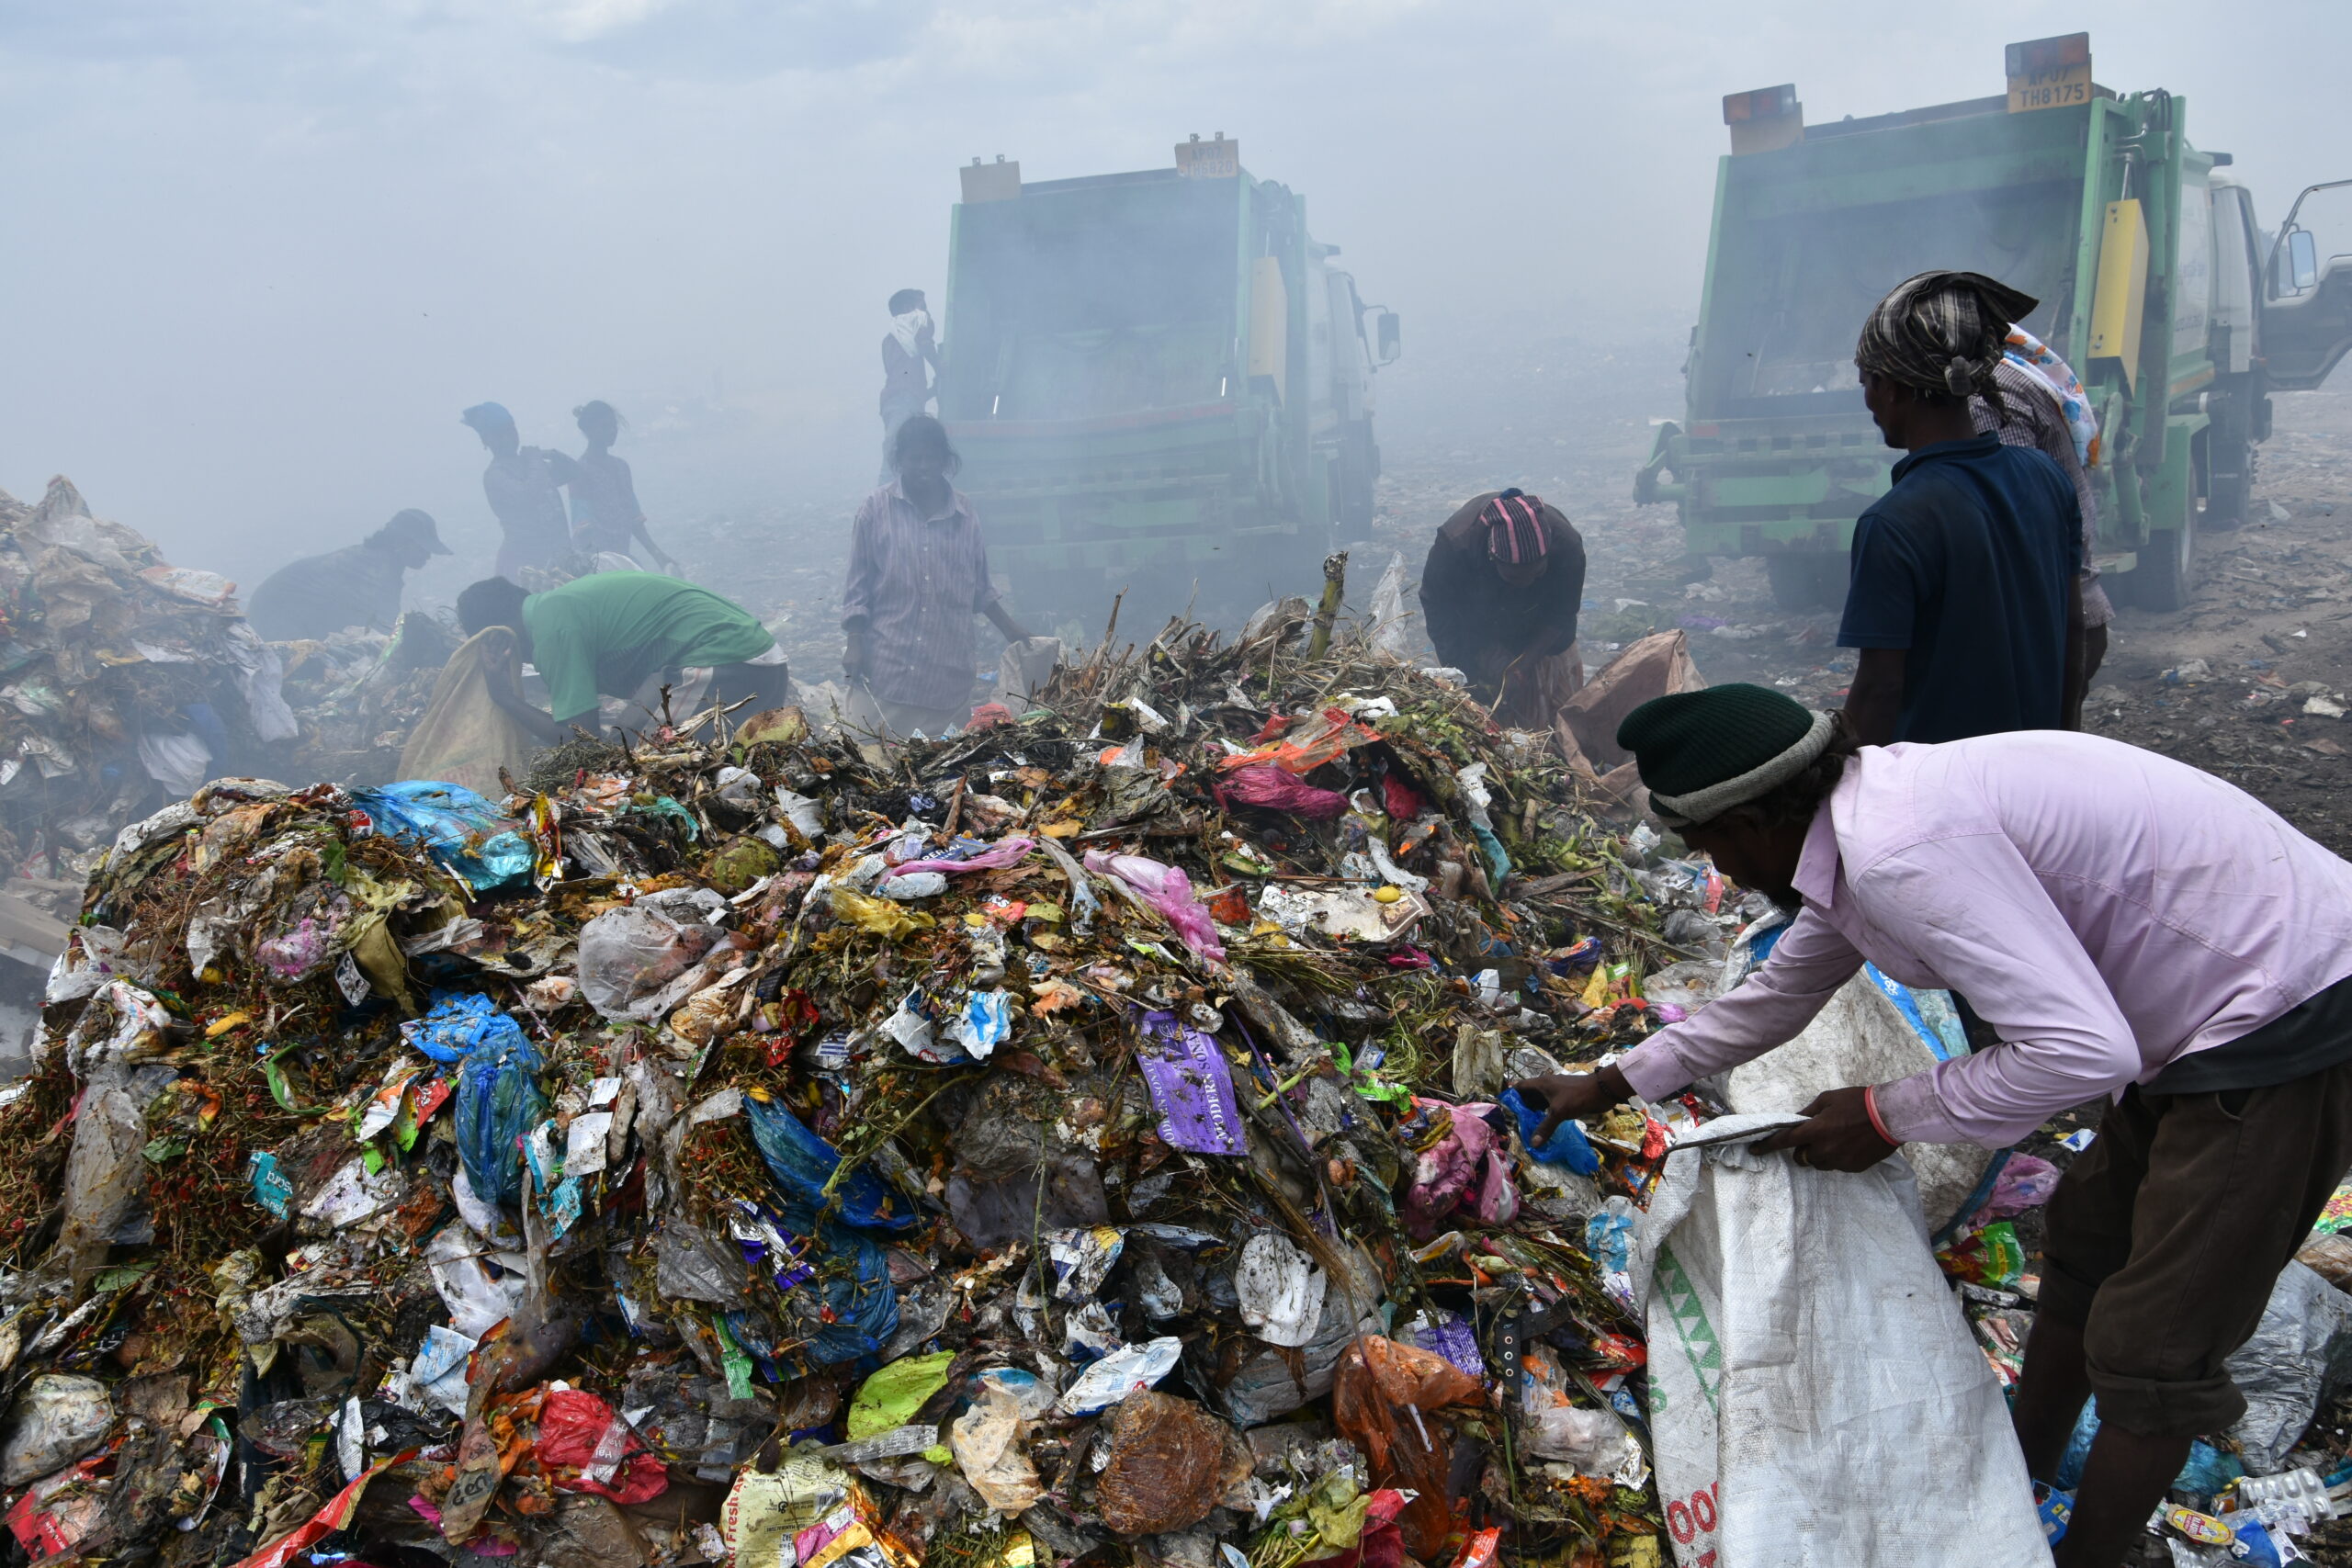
1635,34,2352,612
937,138,1398,631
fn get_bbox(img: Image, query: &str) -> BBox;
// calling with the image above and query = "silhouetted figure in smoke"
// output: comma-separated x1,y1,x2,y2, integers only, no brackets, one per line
879,288,939,483
1418,489,1589,728
246,509,452,642
461,401,576,580
566,400,673,570
842,415,1033,739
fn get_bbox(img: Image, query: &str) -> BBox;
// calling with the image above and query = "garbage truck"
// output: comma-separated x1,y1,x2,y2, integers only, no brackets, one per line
1634,34,2352,611
935,137,1400,629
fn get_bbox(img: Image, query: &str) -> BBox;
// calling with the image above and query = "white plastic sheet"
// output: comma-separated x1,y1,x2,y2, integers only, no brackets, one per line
1634,1113,2048,1567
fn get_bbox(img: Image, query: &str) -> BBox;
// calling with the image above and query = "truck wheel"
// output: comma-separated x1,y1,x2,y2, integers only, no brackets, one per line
2128,525,2197,612
1765,554,1845,612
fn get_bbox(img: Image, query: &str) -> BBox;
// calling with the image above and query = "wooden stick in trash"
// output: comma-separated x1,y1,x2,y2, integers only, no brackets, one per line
1306,551,1349,661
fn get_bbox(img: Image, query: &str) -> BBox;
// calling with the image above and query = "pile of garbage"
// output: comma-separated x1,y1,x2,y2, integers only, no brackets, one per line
14,571,2350,1567
275,616,462,792
0,479,299,892
0,582,1741,1568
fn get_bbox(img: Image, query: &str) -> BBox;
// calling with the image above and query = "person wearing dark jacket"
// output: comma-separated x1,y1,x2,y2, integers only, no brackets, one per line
1839,272,2084,745
244,509,451,642
1418,489,1588,728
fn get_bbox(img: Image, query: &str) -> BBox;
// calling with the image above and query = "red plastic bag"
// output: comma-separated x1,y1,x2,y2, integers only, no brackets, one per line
1216,763,1348,819
1331,1337,1481,1562
1218,708,1380,775
535,1389,669,1505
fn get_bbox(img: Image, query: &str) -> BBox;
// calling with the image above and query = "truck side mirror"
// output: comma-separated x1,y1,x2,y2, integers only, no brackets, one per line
1376,311,1401,364
2289,228,2321,291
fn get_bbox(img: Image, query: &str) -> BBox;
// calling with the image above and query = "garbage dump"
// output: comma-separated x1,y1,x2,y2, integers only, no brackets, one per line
6,578,2352,1568
0,479,299,959
275,615,461,794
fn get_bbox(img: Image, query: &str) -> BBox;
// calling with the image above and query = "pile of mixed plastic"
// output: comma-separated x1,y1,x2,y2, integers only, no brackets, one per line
0,603,1792,1568
0,479,300,893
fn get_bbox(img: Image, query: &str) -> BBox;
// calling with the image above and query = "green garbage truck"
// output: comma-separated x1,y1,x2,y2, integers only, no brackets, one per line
1634,33,2352,611
936,137,1399,629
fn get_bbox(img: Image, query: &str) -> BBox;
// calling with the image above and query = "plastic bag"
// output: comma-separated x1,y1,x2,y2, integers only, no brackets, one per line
783,1206,900,1364
453,1028,546,1207
536,1389,668,1504
1500,1087,1601,1175
828,885,935,940
741,1093,913,1231
1401,1100,1518,1241
2225,1261,2352,1474
1218,708,1381,776
401,990,527,1065
53,1078,146,1284
424,1222,526,1339
847,1349,956,1439
891,837,1035,878
1634,1113,2046,1566
1218,763,1348,819
1058,1337,1183,1416
1095,1391,1240,1536
1331,1336,1483,1561
949,1383,1041,1515
1237,1232,1328,1348
1083,851,1224,963
0,1376,114,1487
348,782,530,894
578,902,721,1021
1366,550,1415,658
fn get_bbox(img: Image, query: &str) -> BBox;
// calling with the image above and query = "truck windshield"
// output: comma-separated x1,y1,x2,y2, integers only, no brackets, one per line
1697,178,2080,416
945,180,1239,423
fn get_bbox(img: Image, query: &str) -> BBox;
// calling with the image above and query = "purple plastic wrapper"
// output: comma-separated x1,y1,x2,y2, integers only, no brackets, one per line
1136,1009,1247,1156
1408,1310,1486,1382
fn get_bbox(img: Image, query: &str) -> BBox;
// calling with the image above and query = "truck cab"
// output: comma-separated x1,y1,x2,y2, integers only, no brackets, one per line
1636,37,2352,613
937,140,1396,632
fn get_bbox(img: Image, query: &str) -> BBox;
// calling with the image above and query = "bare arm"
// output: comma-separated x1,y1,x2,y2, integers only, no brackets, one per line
482,634,567,746
983,600,1033,644
1842,648,1906,747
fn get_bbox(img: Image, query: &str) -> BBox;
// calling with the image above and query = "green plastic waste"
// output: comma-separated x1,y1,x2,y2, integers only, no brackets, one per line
846,1349,956,1439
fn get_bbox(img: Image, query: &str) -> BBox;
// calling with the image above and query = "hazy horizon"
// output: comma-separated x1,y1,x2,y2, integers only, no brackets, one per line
4,0,2347,607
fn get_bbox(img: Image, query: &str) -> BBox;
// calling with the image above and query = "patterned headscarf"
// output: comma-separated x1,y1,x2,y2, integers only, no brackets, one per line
1855,271,2041,419
1478,490,1548,565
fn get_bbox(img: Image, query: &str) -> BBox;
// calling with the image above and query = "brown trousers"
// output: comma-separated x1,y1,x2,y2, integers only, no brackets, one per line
2039,1065,2352,1437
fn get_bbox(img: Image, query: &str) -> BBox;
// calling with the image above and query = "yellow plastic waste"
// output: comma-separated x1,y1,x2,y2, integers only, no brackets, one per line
829,886,935,939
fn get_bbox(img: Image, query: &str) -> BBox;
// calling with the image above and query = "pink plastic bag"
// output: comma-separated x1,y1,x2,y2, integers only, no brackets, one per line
1216,763,1348,819
1964,1152,2062,1229
1401,1099,1519,1240
1083,851,1226,963
892,837,1035,878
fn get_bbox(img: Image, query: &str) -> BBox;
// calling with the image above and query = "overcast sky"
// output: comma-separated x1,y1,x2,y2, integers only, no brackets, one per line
3,0,2347,589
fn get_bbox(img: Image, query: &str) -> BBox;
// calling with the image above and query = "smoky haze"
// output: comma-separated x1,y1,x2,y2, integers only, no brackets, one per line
2,0,2346,614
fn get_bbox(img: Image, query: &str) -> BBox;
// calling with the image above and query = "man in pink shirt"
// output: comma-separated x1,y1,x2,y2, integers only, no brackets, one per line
1514,682,2352,1568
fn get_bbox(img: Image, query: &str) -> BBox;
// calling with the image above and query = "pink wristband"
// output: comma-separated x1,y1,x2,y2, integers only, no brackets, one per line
1863,1086,1899,1147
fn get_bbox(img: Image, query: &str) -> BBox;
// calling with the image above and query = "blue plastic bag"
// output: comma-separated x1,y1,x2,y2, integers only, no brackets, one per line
350,781,531,893
742,1094,914,1231
780,1204,900,1364
454,1030,546,1207
401,990,528,1064
1500,1087,1601,1175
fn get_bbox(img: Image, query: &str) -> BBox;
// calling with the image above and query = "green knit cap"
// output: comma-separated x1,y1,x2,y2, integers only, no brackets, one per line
1616,684,1830,823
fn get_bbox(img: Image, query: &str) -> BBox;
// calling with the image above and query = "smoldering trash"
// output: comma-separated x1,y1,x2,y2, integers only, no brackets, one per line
0,581,2206,1568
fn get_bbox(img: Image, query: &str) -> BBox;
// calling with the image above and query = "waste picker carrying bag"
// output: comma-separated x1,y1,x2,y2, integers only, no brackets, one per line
1632,1114,2048,1565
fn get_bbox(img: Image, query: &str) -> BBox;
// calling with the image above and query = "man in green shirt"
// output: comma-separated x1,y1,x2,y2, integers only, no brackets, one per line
455,573,789,743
